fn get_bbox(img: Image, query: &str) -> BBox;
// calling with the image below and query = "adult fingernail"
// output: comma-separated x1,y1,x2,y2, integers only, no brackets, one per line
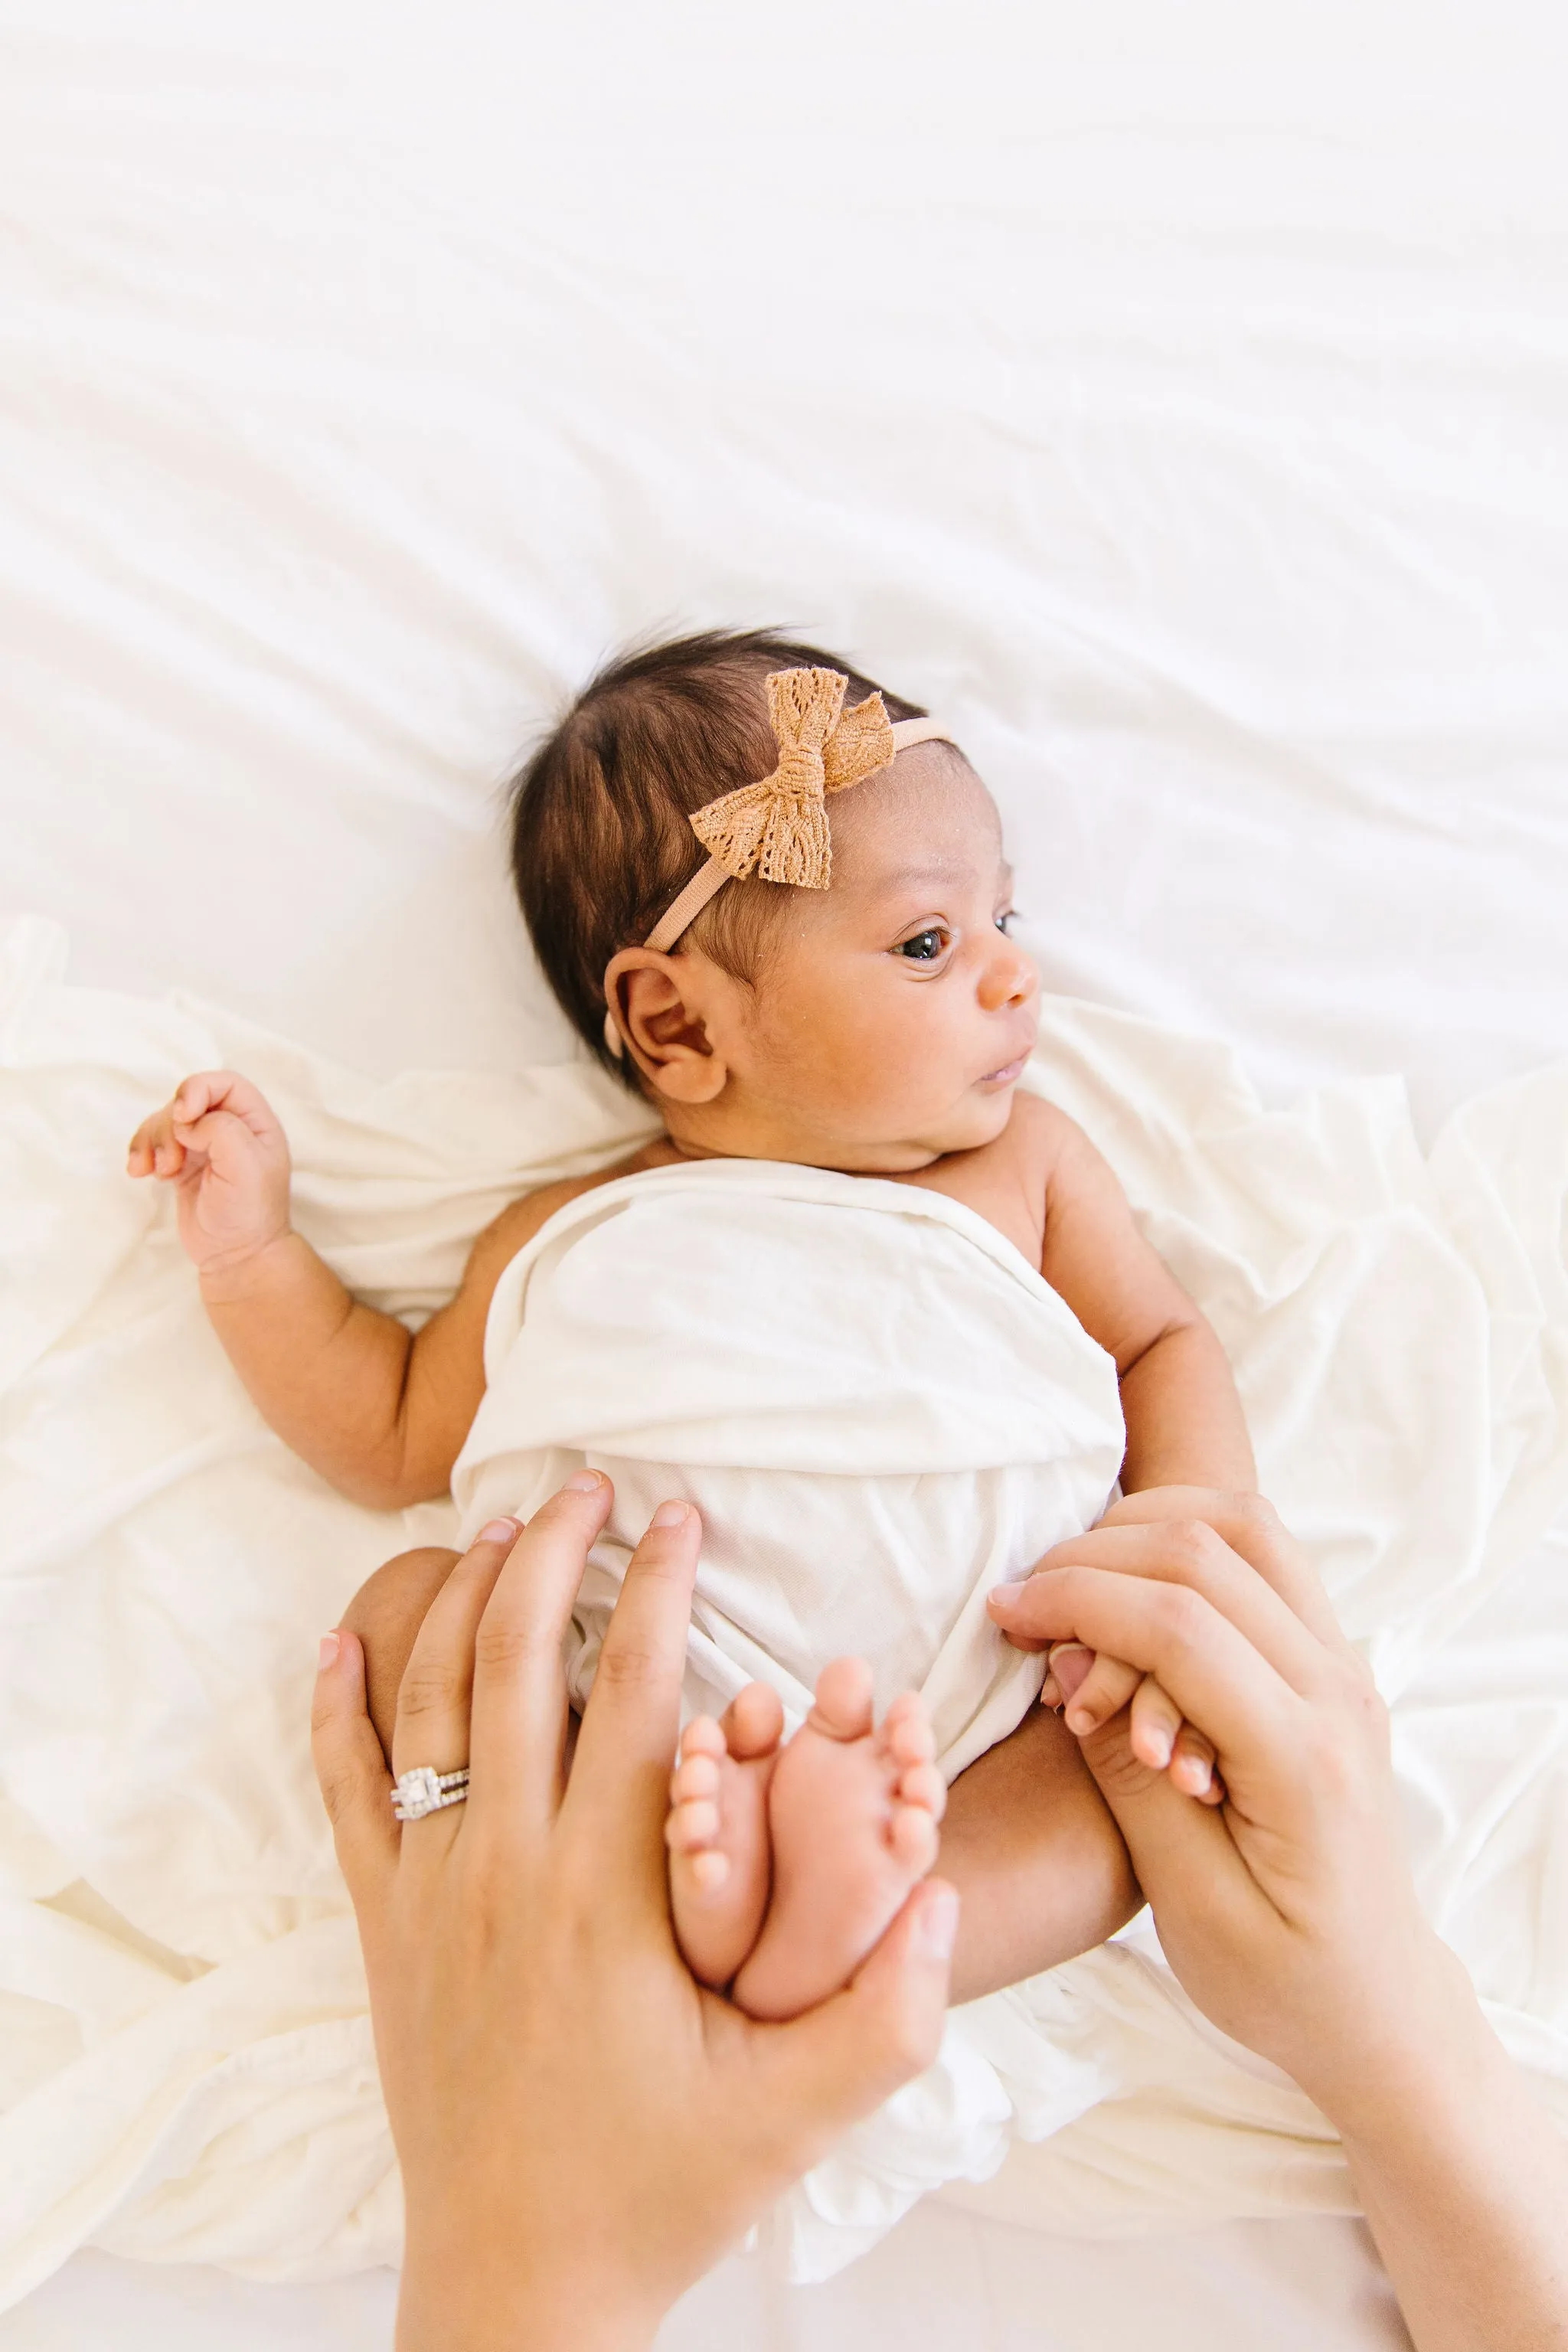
1064,1703,1096,1735
478,1517,519,1545
652,1499,690,1529
317,1632,341,1672
564,1467,604,1493
915,1883,959,1960
987,1585,1016,1612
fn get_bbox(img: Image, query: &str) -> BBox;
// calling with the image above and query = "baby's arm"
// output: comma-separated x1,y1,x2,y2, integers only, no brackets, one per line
128,1070,578,1508
936,1701,1141,2000
1034,1106,1255,1494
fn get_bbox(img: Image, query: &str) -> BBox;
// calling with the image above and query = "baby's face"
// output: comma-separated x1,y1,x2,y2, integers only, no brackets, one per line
720,748,1039,1171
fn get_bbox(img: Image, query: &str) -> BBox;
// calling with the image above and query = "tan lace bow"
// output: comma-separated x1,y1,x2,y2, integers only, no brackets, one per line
688,668,897,890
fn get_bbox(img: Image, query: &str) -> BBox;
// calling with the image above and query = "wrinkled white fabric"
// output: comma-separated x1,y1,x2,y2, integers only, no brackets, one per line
452,1161,1124,1771
2,913,1566,2298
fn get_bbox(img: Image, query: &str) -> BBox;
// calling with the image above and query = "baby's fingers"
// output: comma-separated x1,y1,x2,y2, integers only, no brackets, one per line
170,1070,282,1145
1060,1651,1142,1736
127,1103,185,1178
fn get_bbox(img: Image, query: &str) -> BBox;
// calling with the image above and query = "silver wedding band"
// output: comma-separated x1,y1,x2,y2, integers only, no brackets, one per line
391,1764,470,1821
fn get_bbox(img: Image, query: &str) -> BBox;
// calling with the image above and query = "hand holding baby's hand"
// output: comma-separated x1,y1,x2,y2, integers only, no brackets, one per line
1035,1487,1234,1804
127,1070,292,1275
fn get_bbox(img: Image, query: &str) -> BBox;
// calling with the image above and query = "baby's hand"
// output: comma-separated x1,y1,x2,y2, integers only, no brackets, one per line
127,1070,292,1274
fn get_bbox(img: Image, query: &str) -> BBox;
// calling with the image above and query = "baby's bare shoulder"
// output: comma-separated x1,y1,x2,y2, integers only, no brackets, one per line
1001,1086,1083,1180
462,1145,660,1295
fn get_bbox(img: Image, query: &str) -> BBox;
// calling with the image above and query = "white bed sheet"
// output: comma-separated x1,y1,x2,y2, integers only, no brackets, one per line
2,2,1565,2344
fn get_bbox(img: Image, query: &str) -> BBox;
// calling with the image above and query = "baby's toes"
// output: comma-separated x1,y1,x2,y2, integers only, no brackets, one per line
808,1657,875,1742
896,1759,947,1822
881,1691,935,1771
666,1740,725,1862
887,1798,940,1873
665,1794,724,1866
723,1681,785,1760
669,1747,720,1808
678,1715,727,1767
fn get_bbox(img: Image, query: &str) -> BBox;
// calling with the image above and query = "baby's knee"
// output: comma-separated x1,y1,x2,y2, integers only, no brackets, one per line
341,1545,461,1764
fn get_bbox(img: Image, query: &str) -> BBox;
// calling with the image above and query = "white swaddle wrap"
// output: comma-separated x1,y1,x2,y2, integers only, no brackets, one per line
452,1154,1128,2274
453,1158,1125,1780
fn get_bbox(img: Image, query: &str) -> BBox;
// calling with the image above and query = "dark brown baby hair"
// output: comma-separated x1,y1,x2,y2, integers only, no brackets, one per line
508,629,926,1088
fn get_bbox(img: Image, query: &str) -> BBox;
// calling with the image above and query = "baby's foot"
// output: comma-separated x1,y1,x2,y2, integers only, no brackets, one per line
731,1659,944,2023
665,1681,786,1989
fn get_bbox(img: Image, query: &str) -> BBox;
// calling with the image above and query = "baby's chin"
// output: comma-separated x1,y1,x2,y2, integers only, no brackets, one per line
906,1086,1019,1158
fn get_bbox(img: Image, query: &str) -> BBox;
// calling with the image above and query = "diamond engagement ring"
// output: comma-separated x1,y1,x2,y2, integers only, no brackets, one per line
390,1765,470,1821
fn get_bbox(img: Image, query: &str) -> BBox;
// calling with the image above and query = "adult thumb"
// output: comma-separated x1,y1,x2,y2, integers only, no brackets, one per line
766,1879,957,2141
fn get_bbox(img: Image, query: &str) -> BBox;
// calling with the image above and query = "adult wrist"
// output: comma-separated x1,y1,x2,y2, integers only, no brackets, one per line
397,2233,662,2352
1292,1932,1482,2148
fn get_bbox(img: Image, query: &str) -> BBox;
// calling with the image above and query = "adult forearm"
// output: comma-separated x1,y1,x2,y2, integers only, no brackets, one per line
1118,1321,1256,1492
939,1705,1140,2003
200,1230,416,1503
1320,1952,1568,2352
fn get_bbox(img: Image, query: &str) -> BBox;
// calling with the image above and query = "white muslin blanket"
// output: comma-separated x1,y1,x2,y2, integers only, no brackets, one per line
452,1159,1125,1777
2,910,1566,2301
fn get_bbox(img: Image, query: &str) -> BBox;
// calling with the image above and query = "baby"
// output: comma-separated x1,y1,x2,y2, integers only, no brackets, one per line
129,629,1253,2026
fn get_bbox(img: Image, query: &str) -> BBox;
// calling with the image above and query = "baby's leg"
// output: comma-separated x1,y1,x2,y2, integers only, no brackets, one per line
666,1683,786,1988
339,1546,461,1762
731,1661,944,2023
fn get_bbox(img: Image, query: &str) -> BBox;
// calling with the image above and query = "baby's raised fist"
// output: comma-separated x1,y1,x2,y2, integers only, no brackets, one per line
127,1070,292,1274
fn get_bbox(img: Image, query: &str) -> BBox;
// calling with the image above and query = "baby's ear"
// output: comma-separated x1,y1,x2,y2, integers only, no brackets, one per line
604,951,728,1105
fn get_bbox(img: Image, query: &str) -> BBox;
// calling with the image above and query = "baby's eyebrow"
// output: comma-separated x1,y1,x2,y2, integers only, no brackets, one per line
868,857,1012,895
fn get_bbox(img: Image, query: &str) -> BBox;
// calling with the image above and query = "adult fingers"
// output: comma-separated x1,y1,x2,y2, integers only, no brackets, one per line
562,1499,701,1896
311,1628,397,1922
757,1879,957,2145
1015,1517,1329,1697
1169,1720,1226,1804
1099,1490,1344,1650
988,1564,1308,1796
390,1521,521,1864
466,1471,615,1849
1127,1671,1186,1771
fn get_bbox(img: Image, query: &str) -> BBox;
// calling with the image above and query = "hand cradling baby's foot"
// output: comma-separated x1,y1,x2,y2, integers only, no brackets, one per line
667,1660,944,2023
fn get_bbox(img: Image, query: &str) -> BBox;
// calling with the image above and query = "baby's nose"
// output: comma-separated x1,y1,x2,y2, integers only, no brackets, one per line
979,936,1038,1012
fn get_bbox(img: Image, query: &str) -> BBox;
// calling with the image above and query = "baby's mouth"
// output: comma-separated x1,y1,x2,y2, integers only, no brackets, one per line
979,1054,1029,1087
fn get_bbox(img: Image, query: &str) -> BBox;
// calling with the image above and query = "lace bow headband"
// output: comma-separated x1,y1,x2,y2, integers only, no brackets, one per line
604,665,956,1057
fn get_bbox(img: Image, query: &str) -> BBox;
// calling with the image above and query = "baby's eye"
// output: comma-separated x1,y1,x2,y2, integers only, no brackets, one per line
995,910,1018,936
896,927,950,962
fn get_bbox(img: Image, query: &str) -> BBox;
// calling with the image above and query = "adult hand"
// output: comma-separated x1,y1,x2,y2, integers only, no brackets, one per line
988,1490,1568,2352
313,1477,958,2352
987,1489,1443,2110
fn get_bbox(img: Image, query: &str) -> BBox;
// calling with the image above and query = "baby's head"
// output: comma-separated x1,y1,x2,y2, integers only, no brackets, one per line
509,630,1037,1174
